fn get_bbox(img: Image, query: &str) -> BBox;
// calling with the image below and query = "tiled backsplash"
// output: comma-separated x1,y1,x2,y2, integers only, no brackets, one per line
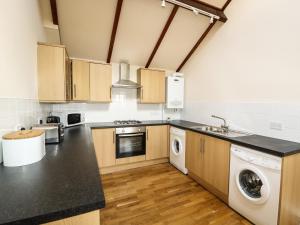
51,88,181,122
0,98,51,162
182,100,300,143
0,98,50,130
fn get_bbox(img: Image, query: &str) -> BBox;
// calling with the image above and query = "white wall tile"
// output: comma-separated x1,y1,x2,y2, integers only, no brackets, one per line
182,100,300,143
0,98,50,163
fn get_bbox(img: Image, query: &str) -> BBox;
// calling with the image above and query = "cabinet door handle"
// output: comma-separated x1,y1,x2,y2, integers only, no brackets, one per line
141,88,143,100
110,86,112,100
202,138,205,155
200,138,202,154
146,129,149,140
73,84,77,99
113,131,115,144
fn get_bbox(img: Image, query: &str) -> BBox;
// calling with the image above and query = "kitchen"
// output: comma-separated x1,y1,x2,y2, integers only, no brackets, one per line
1,0,300,225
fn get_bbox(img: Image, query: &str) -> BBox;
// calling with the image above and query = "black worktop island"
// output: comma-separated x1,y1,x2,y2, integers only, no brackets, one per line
0,125,105,225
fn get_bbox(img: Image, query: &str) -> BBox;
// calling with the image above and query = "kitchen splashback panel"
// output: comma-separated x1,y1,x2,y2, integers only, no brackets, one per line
51,88,181,122
182,100,300,143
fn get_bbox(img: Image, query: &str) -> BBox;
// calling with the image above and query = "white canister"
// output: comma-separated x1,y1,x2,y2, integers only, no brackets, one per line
2,130,46,167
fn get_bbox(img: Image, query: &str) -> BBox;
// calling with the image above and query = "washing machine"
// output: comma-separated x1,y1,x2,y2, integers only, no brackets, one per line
170,127,188,174
229,145,282,225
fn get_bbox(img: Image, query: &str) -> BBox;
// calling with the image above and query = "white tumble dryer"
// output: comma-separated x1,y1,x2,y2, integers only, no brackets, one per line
170,127,188,174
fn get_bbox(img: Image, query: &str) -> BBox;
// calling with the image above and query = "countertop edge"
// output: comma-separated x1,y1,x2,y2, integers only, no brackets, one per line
89,120,300,157
5,202,105,225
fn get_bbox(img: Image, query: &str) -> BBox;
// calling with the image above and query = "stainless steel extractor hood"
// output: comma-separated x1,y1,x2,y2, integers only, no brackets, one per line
112,62,141,89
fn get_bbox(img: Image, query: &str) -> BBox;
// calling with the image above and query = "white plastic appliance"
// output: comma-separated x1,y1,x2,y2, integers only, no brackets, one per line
166,73,184,109
229,145,282,225
170,127,188,174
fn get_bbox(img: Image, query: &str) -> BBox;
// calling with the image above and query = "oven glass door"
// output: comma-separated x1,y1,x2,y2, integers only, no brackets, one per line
116,133,146,158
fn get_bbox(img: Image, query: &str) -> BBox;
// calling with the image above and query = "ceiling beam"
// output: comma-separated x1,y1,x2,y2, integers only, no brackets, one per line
176,20,216,72
145,5,179,68
222,0,232,11
170,0,227,22
50,0,59,25
107,0,123,63
175,0,232,72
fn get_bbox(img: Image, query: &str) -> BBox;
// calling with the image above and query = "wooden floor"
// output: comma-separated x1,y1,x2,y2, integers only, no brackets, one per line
100,163,252,225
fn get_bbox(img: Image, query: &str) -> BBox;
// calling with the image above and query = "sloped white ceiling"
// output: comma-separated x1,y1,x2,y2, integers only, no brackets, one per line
55,0,228,70
151,7,210,70
56,0,117,60
112,0,173,66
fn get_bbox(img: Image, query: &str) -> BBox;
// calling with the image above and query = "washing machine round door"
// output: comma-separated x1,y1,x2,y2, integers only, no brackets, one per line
235,166,270,204
172,137,182,156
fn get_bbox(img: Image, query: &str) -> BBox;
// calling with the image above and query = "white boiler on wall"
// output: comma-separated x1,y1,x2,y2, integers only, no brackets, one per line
166,73,184,109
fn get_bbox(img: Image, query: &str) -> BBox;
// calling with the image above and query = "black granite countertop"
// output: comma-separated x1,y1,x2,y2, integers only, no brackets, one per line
90,120,300,157
1,119,299,224
169,120,300,157
0,125,105,225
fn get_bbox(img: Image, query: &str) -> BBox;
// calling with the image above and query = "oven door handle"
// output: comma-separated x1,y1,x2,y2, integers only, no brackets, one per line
118,133,145,137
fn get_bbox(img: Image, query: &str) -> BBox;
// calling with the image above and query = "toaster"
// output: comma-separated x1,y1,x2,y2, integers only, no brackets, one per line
32,123,64,144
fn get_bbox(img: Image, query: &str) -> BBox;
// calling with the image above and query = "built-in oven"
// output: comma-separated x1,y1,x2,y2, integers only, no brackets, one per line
115,127,146,158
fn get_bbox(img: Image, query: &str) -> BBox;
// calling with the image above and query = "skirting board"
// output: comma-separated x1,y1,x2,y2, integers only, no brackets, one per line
100,158,169,174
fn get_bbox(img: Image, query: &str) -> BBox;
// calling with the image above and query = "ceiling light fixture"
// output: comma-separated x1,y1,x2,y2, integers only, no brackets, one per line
162,0,220,21
192,8,199,15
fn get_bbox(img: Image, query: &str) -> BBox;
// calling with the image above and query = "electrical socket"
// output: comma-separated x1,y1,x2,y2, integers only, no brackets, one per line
270,122,283,131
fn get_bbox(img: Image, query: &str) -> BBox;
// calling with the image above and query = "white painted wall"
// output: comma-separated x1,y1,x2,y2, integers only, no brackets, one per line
52,63,181,122
0,0,46,99
181,0,300,142
0,0,48,162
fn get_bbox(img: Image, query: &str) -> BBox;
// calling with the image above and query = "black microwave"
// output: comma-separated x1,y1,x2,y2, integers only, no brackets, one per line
67,113,83,126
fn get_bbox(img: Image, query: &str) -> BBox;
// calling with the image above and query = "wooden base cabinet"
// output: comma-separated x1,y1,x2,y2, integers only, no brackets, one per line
41,210,100,225
92,128,116,168
279,153,300,225
186,131,204,178
186,131,230,202
92,126,169,173
146,125,168,160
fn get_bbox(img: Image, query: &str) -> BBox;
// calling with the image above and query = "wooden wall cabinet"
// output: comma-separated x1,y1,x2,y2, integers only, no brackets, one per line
72,59,90,101
92,128,116,168
41,210,100,225
146,125,168,160
186,131,230,202
37,43,71,102
90,63,112,102
137,68,166,104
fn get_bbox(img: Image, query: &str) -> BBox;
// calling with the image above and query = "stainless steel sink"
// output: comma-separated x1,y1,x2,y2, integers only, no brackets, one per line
190,125,251,138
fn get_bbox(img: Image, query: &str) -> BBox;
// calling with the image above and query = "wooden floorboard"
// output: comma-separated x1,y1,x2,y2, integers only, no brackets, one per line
101,163,252,225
